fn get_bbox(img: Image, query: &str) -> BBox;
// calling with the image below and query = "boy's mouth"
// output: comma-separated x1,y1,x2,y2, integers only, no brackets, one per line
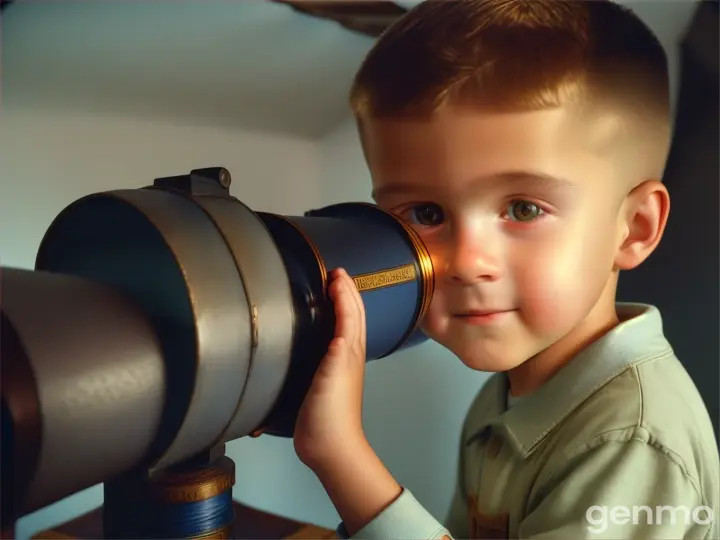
454,309,515,324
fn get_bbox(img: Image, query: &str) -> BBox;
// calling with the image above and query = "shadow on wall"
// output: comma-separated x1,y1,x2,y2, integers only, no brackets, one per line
617,0,719,442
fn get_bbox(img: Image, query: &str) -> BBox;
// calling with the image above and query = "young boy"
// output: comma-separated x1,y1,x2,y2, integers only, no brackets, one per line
293,0,720,538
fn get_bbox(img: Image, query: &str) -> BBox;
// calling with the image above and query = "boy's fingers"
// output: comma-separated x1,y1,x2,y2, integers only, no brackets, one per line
330,268,367,354
343,271,364,351
330,277,347,344
331,270,359,348
342,270,367,347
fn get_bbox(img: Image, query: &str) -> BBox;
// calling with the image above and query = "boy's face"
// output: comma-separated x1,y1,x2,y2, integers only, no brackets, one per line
361,105,632,372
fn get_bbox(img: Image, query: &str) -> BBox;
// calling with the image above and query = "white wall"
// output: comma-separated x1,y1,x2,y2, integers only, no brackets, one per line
0,106,321,268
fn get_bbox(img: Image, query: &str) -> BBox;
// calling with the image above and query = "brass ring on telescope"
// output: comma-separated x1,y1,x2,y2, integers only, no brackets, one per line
151,475,234,504
149,456,235,504
399,220,435,324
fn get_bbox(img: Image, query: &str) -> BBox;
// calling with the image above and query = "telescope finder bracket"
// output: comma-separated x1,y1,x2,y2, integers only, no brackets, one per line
153,167,232,197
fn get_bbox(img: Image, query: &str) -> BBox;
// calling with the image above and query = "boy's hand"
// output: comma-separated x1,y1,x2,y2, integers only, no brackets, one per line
294,267,368,473
293,267,403,536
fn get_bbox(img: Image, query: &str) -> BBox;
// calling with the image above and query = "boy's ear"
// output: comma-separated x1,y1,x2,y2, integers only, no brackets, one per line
614,179,670,270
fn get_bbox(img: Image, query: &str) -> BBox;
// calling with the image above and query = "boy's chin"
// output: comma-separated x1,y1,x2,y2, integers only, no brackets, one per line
437,338,533,373
458,354,526,373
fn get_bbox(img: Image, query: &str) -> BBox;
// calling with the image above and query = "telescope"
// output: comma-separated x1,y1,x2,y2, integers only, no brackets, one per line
0,167,434,539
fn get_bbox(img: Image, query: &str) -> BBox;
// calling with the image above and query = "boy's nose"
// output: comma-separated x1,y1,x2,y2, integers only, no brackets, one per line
443,244,501,285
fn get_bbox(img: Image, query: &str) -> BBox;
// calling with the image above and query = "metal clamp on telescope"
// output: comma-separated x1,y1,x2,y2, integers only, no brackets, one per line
0,167,434,538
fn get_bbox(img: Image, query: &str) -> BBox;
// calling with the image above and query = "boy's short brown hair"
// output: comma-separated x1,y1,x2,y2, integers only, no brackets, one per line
350,0,672,177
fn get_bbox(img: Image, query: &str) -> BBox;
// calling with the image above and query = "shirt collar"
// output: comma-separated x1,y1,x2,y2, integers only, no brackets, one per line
467,303,673,458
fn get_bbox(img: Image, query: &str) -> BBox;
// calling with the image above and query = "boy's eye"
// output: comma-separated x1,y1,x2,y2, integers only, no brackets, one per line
409,203,444,226
507,201,542,222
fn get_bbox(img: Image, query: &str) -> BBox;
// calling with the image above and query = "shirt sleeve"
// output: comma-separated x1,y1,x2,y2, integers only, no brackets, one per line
335,488,453,540
519,428,714,539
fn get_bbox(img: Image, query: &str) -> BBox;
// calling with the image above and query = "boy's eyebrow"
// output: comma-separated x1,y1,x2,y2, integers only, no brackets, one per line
371,170,576,200
492,171,577,192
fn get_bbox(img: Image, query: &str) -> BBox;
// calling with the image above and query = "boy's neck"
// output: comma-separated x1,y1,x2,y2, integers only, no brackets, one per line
507,282,621,397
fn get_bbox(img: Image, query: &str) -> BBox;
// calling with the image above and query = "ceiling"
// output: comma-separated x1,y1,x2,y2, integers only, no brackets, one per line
1,1,700,139
1,1,392,139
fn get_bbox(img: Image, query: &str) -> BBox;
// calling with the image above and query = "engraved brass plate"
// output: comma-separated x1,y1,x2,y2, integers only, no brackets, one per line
352,263,417,292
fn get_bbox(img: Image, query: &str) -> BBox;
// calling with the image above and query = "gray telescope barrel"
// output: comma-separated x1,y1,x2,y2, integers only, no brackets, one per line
0,267,165,515
189,195,294,444
33,186,295,471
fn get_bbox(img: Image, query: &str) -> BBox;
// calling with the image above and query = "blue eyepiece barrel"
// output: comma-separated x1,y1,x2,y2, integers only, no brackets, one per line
261,202,433,360
255,202,434,436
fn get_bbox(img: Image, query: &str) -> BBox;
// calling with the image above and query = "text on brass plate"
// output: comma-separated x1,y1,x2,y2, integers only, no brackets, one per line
352,263,416,292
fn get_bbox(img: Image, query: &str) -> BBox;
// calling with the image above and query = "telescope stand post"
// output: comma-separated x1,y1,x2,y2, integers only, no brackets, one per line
102,444,235,539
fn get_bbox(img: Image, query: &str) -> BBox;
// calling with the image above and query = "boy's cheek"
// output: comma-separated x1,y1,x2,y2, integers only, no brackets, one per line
515,258,608,335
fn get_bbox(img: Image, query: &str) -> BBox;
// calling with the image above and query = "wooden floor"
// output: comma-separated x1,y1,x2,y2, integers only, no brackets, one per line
30,501,338,539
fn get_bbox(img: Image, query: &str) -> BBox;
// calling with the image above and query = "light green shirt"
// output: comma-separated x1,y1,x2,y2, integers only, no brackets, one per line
338,304,719,539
